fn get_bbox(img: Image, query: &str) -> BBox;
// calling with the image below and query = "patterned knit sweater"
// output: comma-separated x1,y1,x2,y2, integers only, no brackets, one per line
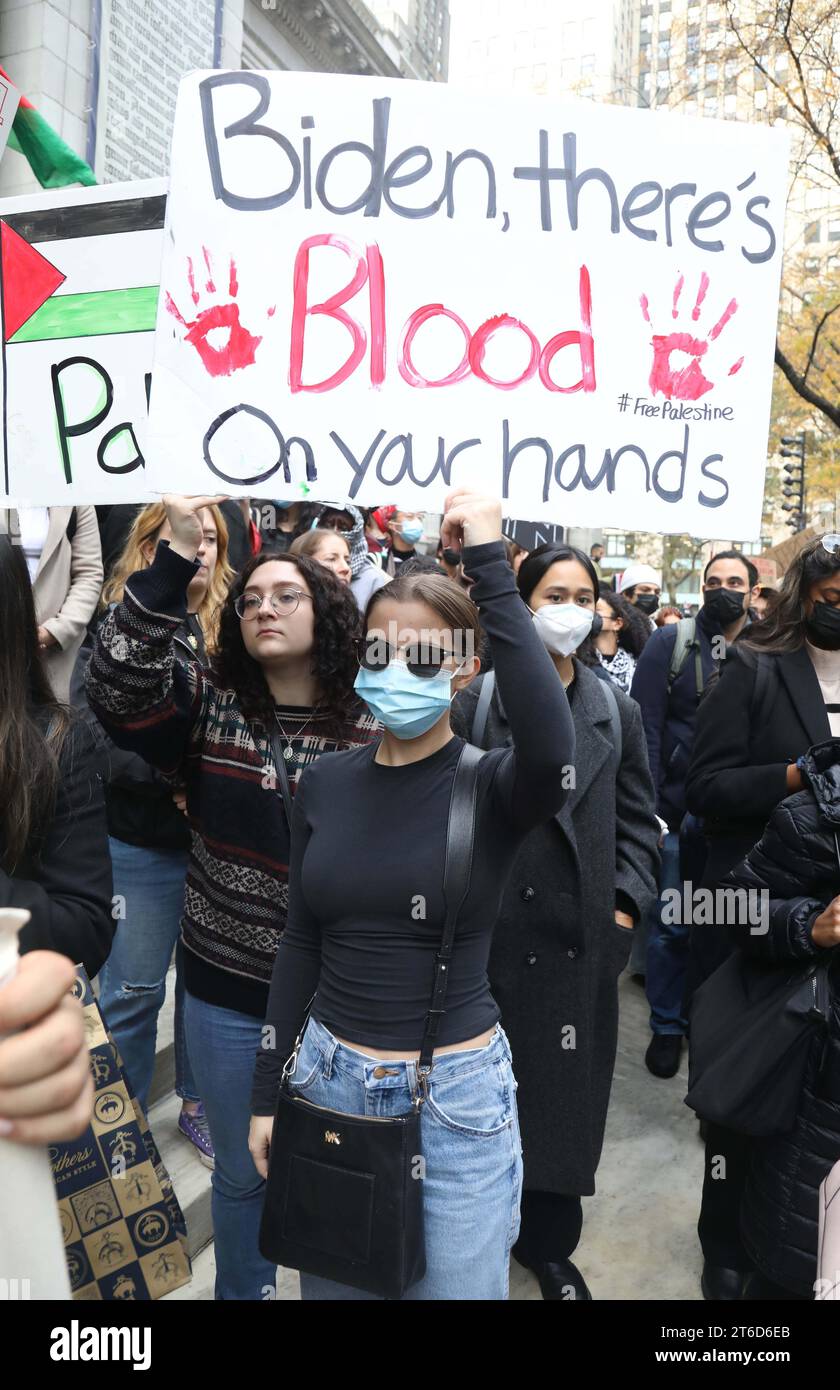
86,540,379,1017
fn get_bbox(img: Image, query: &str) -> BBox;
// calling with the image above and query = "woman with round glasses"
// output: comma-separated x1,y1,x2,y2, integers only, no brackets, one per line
249,490,575,1300
686,533,840,1300
86,493,379,1301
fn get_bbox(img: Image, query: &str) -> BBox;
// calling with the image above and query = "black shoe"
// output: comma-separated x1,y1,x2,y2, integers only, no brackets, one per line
645,1033,683,1078
511,1245,592,1300
701,1262,748,1301
535,1260,593,1301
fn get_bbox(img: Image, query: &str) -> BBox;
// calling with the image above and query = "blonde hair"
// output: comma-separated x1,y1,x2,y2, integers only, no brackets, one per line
102,503,234,650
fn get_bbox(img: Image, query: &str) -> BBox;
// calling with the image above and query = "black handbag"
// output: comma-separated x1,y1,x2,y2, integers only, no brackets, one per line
258,739,485,1298
685,951,832,1137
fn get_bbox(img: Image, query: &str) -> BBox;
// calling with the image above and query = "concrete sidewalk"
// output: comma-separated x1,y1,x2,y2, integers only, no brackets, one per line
166,970,705,1301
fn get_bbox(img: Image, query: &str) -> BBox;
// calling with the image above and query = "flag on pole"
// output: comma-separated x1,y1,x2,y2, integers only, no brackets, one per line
0,65,95,189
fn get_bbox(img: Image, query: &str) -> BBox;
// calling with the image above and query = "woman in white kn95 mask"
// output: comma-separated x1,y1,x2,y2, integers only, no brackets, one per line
453,542,660,1301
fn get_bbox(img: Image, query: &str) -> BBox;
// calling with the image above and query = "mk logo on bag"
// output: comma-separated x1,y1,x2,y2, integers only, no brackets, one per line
324,1130,342,1146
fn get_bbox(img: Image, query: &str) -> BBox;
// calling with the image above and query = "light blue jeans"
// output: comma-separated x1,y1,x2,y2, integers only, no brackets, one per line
184,992,278,1300
98,838,198,1113
289,1016,524,1301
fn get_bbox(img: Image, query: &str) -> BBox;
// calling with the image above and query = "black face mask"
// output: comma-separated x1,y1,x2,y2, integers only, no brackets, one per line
440,547,460,567
633,593,659,616
703,587,746,627
806,601,840,649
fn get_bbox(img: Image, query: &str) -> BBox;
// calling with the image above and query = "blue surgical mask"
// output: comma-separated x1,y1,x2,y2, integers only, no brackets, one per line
354,660,459,740
398,519,424,544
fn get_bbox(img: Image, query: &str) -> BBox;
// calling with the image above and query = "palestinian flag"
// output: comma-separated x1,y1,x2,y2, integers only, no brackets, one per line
1,66,95,189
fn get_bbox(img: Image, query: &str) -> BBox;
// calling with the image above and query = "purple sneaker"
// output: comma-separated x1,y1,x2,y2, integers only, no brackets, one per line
178,1102,215,1169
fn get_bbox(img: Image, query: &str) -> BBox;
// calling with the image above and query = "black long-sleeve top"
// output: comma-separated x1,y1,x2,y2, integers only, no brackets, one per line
5,719,114,977
251,541,575,1114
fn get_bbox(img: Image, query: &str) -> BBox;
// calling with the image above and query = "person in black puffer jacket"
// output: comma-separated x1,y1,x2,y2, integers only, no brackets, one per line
723,737,840,1299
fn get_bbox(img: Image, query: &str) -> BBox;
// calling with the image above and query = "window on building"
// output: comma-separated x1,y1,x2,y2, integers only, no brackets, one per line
605,534,628,557
805,256,820,272
582,17,596,47
829,219,840,242
725,58,738,79
563,20,578,47
688,3,700,20
687,33,700,55
724,93,737,115
706,62,718,82
515,30,530,56
805,220,821,243
704,95,718,115
581,53,595,74
754,87,767,109
641,14,653,34
658,37,670,60
513,66,531,90
659,9,672,30
686,65,698,91
657,69,670,89
532,63,547,88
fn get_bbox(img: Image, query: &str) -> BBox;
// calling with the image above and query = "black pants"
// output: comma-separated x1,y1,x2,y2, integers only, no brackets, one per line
698,1123,753,1271
516,1191,583,1264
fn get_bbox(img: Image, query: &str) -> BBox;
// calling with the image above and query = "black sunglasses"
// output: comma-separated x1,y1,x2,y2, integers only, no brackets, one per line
356,637,460,679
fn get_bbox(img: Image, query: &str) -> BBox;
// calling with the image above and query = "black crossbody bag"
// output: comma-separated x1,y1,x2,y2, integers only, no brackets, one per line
258,738,485,1298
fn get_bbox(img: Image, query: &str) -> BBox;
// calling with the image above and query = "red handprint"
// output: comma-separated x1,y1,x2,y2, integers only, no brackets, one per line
640,273,744,401
165,247,274,378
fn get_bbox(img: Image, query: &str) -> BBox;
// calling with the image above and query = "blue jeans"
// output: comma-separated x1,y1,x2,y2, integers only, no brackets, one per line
289,1016,524,1301
98,838,198,1113
183,992,278,1300
645,831,689,1035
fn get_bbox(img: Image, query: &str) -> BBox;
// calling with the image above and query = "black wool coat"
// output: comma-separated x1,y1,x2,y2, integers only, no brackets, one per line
1,718,114,977
453,659,659,1194
723,738,840,1297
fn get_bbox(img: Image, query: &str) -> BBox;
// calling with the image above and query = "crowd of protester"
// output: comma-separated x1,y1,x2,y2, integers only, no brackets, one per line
1,494,839,1303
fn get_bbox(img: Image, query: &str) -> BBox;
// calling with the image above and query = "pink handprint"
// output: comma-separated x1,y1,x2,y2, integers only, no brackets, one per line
640,273,744,401
165,247,274,378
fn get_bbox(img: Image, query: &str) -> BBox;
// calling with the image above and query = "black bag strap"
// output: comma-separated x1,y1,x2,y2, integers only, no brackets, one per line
418,742,484,1076
471,671,496,750
267,729,294,828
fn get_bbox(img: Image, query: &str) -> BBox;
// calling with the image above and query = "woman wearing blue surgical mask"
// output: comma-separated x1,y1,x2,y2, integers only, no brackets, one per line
384,509,425,576
453,543,659,1300
249,491,575,1301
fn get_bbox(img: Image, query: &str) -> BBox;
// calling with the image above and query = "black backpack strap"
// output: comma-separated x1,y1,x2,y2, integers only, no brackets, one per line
65,508,77,544
418,742,485,1077
599,678,623,770
471,670,497,750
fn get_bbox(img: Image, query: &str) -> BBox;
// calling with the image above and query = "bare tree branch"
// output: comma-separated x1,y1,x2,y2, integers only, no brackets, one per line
775,342,840,428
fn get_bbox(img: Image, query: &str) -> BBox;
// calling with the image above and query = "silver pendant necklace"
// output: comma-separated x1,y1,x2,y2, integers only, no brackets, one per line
274,708,316,761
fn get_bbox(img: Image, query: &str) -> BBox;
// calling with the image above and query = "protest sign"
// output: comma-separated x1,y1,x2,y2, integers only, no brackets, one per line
0,179,164,504
148,72,787,538
0,74,20,164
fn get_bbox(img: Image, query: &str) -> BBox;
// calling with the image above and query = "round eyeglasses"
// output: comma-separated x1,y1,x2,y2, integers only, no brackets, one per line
234,589,312,620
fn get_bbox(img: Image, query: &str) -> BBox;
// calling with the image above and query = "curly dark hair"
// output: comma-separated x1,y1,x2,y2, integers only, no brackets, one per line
598,589,652,658
212,551,364,738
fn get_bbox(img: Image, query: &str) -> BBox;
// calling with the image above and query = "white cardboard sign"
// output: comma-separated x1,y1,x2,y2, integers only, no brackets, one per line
147,73,788,537
0,180,164,504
